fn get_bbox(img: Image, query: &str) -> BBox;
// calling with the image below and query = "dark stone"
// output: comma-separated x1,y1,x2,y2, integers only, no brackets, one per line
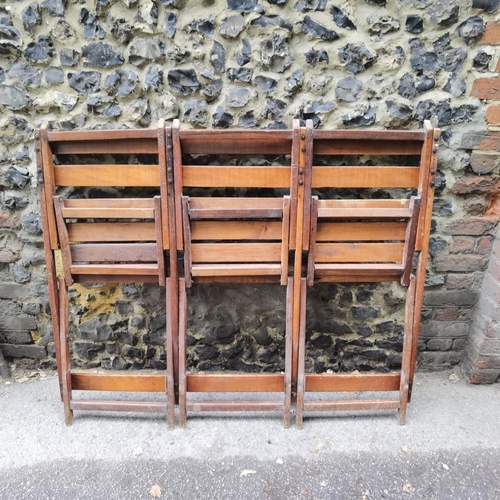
409,39,440,73
102,356,130,370
416,75,435,94
429,0,459,27
68,71,101,94
45,66,64,84
185,19,214,36
165,12,177,38
79,315,115,342
80,9,106,40
296,0,327,12
433,198,453,216
338,44,376,74
259,34,293,72
105,69,138,97
300,15,338,40
361,350,387,362
414,100,435,122
221,15,245,38
212,106,233,128
21,213,42,234
339,291,353,307
74,341,104,360
184,99,207,125
228,67,253,83
254,75,276,95
15,146,30,163
285,70,304,97
452,104,477,124
210,41,226,73
359,325,372,338
443,74,466,97
302,100,335,126
239,110,259,128
261,98,286,122
456,17,484,46
0,84,30,113
335,76,362,102
429,237,447,257
226,87,250,107
406,15,423,33
436,101,452,126
3,165,30,189
227,0,261,12
254,325,272,346
472,0,500,13
23,3,42,32
473,51,492,72
352,306,380,321
311,335,333,348
342,106,377,127
123,345,144,359
0,68,4,84
202,79,223,101
167,69,200,95
60,48,80,67
257,348,279,365
86,96,121,118
305,49,329,67
366,0,386,4
368,16,400,36
7,63,42,88
41,0,65,17
144,359,166,370
252,15,292,31
0,344,46,360
128,38,165,66
195,345,219,361
433,34,466,73
236,38,251,66
0,17,22,56
227,359,261,373
356,289,374,302
330,6,356,30
145,66,163,92
143,329,165,346
24,35,54,63
110,18,133,44
386,100,412,120
82,42,124,68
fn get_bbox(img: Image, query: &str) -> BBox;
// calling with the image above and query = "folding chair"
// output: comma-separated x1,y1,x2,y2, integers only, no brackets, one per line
296,120,439,427
172,119,301,427
37,122,176,427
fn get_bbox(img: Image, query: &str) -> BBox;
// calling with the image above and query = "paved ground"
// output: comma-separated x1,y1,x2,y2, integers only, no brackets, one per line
0,368,499,499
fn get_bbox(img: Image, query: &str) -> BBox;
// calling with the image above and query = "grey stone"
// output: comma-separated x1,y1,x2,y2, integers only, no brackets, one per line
284,70,304,97
0,68,4,84
110,18,133,44
342,106,377,127
368,16,400,36
226,87,250,108
13,265,31,284
74,341,104,360
210,41,226,73
45,66,64,84
0,17,22,56
128,38,164,66
80,9,106,40
123,345,144,359
409,39,440,73
21,213,42,234
145,66,162,92
86,96,121,118
433,198,453,216
202,79,223,101
424,291,479,307
335,77,362,102
15,146,30,163
184,99,208,125
3,166,30,188
0,350,10,379
261,98,286,122
41,0,65,17
366,0,386,4
221,15,245,38
239,110,259,128
0,344,46,360
24,35,54,63
125,98,151,126
165,12,177,38
82,42,124,68
366,74,395,100
68,71,100,94
254,75,276,95
456,17,484,46
79,315,115,342
22,3,42,33
443,73,467,97
338,44,376,74
352,306,380,321
433,34,466,73
303,100,335,121
168,69,200,95
305,49,329,67
330,6,356,30
236,38,251,66
416,75,435,94
425,275,446,287
429,0,459,27
406,15,423,33
60,48,80,67
184,19,214,36
472,0,500,13
158,0,185,7
259,34,293,73
7,63,42,88
102,356,130,370
227,0,261,12
296,0,327,12
105,69,138,97
201,68,216,80
386,100,412,120
228,68,253,83
452,104,477,124
252,15,292,31
436,101,452,126
34,90,78,112
212,106,233,128
473,51,492,72
429,237,447,257
414,100,435,122
307,75,332,96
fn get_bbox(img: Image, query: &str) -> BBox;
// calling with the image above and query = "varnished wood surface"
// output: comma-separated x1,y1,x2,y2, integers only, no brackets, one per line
71,373,166,392
186,373,284,392
305,373,401,392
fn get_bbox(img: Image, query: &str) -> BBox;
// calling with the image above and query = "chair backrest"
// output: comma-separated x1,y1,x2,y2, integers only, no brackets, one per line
172,120,298,285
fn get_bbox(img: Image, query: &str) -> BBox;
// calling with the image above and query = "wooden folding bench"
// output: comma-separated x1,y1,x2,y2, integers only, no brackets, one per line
296,120,439,427
172,119,303,427
36,122,176,428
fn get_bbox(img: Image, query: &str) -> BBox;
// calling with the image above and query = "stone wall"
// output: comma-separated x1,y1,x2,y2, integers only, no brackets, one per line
1,0,499,376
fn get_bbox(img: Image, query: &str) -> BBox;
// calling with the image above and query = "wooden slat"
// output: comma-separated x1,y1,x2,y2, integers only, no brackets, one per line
305,373,401,392
62,198,154,219
179,129,292,154
318,207,412,219
313,129,425,141
193,275,282,284
186,373,284,392
312,167,420,188
303,399,400,412
71,373,166,392
64,198,154,208
48,128,158,142
314,274,401,283
71,243,157,262
68,222,156,242
313,138,423,156
314,263,404,274
70,263,159,275
319,199,410,209
191,263,282,277
191,243,282,263
189,197,283,219
70,400,167,413
186,401,284,412
191,220,282,241
317,222,408,242
315,242,404,263
54,165,160,187
73,274,159,283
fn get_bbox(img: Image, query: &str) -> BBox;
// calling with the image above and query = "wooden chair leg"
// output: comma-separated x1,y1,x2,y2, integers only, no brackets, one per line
178,278,187,428
166,278,176,430
284,277,293,429
58,278,73,426
296,278,307,429
399,277,416,425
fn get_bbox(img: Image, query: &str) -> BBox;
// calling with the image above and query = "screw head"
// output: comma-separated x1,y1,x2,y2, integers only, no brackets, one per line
299,168,304,174
301,147,306,153
298,179,304,185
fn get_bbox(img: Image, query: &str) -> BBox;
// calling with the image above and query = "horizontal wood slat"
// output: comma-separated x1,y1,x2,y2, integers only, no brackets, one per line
183,166,291,188
186,373,284,392
191,220,282,241
186,401,284,412
71,373,166,392
73,274,160,283
302,399,400,412
313,138,423,156
71,243,157,262
188,197,283,219
313,129,425,141
54,165,160,187
70,263,159,275
70,400,167,413
317,222,407,242
63,207,154,219
191,263,282,277
191,243,282,263
315,243,404,263
64,198,155,208
48,129,158,142
68,222,156,242
312,167,420,188
305,373,401,392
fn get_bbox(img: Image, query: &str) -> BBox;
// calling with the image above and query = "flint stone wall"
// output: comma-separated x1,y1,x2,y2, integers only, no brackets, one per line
1,0,499,376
